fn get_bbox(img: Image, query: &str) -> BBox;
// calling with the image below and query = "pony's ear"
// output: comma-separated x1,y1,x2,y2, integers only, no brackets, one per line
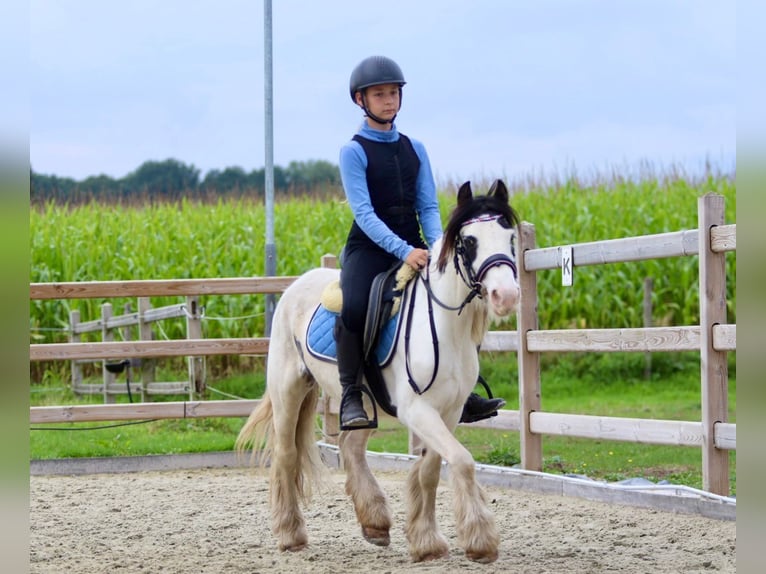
457,181,473,206
488,179,509,203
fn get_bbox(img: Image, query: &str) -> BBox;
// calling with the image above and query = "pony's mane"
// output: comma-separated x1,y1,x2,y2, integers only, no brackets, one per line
436,191,520,272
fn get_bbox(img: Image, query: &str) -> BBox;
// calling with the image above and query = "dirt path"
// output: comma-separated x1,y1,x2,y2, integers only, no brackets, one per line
30,467,735,573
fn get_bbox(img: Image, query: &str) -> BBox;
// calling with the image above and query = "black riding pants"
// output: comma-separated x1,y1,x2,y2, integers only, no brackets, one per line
339,245,399,334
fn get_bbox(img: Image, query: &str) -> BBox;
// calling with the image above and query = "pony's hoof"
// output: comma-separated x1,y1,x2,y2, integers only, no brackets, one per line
279,542,308,552
362,526,390,546
412,549,449,562
465,549,499,563
277,533,308,553
411,545,449,562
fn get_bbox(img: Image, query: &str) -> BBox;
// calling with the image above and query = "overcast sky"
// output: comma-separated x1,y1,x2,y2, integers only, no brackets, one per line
29,0,735,185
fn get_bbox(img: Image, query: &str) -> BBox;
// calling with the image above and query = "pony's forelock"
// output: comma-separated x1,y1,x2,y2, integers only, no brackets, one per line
436,193,519,272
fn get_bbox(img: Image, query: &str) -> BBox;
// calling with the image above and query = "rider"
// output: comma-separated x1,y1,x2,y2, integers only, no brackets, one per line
336,55,506,430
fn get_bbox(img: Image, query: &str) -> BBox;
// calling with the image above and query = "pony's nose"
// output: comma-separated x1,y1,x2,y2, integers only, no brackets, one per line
490,284,520,314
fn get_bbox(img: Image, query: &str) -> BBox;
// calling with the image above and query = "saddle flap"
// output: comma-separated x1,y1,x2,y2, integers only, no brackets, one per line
363,263,404,359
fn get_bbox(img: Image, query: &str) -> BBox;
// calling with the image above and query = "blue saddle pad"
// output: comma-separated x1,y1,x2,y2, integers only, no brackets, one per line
306,305,400,366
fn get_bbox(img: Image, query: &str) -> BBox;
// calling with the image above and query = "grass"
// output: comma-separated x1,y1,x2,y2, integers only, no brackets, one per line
29,418,244,458
29,369,265,458
29,353,736,495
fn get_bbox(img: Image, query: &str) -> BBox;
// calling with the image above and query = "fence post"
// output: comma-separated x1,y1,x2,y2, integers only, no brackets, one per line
122,301,140,400
101,302,115,403
186,295,205,398
698,193,730,495
319,254,341,446
137,297,154,401
320,254,338,269
518,221,542,471
643,277,653,379
69,309,82,393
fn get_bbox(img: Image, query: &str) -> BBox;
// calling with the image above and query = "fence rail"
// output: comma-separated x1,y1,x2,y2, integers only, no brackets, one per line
29,193,735,495
30,338,272,361
29,276,298,300
71,302,189,334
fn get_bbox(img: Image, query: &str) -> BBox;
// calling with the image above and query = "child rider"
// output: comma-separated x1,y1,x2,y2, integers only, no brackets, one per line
336,55,506,430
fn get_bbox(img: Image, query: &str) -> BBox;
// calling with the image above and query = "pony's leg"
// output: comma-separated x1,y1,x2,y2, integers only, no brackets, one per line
449,446,499,563
404,447,450,562
339,428,392,546
268,363,314,552
405,408,500,563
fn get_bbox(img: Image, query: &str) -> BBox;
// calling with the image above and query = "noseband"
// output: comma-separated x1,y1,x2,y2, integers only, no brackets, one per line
455,245,518,300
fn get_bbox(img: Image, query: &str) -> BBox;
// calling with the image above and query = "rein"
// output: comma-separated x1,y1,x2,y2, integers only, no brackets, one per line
403,275,439,395
402,216,518,395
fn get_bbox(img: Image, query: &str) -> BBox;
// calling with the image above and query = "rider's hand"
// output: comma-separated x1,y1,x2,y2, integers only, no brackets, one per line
405,248,429,271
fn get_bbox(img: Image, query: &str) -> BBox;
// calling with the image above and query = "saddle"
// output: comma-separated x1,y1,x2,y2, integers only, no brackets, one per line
363,263,415,359
315,263,417,419
319,262,416,362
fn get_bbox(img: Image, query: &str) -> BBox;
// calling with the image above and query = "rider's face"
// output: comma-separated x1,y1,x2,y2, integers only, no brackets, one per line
357,83,401,123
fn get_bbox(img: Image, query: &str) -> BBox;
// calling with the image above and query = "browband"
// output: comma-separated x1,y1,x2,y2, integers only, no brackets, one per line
460,213,503,227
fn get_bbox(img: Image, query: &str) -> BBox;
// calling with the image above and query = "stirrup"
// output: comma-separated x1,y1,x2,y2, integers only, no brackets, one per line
339,385,378,431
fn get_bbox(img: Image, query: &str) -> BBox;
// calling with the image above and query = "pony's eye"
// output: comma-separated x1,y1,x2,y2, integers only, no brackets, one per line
461,235,478,262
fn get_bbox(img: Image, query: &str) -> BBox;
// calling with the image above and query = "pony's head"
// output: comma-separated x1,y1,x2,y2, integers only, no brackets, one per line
437,180,521,319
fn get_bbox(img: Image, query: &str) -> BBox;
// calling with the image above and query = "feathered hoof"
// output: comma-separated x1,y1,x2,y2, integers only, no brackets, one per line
362,526,390,546
412,549,449,562
411,543,449,562
277,532,308,553
278,541,308,552
465,549,499,564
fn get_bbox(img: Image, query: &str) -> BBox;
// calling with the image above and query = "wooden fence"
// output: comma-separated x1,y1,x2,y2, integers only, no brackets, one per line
29,194,735,495
69,296,209,402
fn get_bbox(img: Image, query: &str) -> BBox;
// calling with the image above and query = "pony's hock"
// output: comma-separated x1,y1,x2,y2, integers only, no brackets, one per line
236,180,520,563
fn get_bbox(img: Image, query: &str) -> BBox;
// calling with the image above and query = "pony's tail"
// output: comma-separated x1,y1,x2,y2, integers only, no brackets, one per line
235,395,274,468
235,384,327,504
292,384,327,502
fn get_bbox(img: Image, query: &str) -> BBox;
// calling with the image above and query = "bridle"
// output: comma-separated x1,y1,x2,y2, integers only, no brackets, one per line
403,213,518,395
424,213,518,314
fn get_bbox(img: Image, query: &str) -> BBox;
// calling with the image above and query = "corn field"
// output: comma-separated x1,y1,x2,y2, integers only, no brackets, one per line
30,174,736,350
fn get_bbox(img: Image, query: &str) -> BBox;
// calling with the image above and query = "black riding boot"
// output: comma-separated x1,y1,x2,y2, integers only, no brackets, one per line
460,375,507,424
334,318,372,430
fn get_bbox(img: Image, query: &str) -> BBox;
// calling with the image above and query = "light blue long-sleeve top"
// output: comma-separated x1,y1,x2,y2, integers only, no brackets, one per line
339,121,443,262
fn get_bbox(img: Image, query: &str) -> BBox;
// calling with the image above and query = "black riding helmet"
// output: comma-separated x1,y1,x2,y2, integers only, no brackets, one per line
349,56,406,124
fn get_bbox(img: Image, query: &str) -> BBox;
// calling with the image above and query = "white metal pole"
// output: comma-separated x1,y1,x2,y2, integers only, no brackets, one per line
263,0,276,336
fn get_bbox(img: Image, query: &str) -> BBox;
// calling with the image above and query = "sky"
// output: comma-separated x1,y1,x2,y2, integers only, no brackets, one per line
28,0,736,186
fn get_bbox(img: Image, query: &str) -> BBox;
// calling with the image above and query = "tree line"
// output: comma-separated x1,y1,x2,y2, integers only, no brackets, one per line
30,158,342,204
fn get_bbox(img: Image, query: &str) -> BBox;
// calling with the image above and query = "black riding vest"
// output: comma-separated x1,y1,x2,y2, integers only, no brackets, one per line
346,133,425,251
